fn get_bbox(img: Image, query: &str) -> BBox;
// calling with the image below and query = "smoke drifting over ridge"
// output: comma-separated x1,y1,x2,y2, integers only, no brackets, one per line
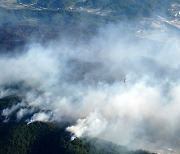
0,24,180,151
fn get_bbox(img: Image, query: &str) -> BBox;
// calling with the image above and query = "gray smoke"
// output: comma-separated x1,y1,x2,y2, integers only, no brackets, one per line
0,24,180,152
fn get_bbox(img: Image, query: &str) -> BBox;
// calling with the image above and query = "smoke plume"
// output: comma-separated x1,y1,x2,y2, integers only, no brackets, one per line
0,24,180,152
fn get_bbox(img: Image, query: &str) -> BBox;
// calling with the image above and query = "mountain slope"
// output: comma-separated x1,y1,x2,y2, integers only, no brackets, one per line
0,94,156,154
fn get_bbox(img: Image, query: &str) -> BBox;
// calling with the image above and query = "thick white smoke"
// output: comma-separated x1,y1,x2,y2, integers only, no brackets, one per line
0,24,180,152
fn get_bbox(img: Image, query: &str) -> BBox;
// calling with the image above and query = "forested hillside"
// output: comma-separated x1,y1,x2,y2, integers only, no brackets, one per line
0,95,154,154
